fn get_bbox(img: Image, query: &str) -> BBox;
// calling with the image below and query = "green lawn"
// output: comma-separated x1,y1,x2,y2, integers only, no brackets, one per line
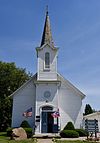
0,132,8,143
0,132,37,143
0,132,96,143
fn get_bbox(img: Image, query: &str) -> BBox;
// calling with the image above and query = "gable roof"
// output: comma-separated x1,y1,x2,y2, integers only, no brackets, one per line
36,43,58,51
57,73,86,99
10,72,85,99
84,112,100,118
10,73,37,97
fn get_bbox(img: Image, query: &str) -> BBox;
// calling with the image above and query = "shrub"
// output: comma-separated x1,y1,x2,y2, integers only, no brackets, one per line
60,130,79,138
6,127,13,136
64,122,75,130
75,129,88,137
20,120,31,128
24,128,32,138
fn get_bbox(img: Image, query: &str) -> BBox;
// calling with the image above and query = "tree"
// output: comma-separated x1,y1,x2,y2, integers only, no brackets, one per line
0,61,31,131
84,104,93,115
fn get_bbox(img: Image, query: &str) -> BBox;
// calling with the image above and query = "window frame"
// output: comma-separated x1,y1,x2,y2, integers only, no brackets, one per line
44,52,50,69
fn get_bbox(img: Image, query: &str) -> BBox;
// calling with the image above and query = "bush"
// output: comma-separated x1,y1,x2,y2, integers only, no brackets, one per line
24,128,32,138
64,122,75,130
75,129,88,137
6,127,13,136
20,120,31,128
60,130,79,138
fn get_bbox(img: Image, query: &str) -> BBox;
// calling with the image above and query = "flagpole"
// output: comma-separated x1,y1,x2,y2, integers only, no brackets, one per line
57,85,60,132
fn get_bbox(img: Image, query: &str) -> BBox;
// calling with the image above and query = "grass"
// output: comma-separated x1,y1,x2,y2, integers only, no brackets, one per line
0,132,37,143
0,132,97,143
0,132,9,142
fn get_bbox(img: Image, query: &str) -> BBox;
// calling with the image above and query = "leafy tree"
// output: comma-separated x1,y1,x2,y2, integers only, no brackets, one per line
84,104,93,115
0,61,31,131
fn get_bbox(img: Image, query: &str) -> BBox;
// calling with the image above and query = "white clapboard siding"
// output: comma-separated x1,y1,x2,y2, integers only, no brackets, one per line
37,45,58,80
12,79,36,128
58,75,83,129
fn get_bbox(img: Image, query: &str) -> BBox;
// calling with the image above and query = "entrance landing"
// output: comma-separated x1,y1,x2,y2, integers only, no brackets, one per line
33,133,61,138
38,139,52,143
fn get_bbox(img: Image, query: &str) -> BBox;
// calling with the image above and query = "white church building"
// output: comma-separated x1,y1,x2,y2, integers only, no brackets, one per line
11,10,85,134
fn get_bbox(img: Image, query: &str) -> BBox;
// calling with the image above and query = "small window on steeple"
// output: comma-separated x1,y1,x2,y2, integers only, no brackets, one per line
45,52,50,69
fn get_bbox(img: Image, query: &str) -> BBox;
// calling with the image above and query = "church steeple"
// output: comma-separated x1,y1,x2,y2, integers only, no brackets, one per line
40,7,54,47
37,7,58,81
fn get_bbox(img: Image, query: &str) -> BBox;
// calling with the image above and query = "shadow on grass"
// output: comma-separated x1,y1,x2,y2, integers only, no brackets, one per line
0,133,37,143
0,132,7,137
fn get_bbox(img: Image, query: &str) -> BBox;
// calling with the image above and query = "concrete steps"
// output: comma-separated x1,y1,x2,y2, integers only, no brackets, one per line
33,133,61,139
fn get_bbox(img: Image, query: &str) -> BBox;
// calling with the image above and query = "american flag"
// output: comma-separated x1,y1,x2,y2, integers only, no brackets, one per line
23,107,32,117
51,109,60,118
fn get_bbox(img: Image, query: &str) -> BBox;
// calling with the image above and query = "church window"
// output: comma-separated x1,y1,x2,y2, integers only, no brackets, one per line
44,91,51,99
45,52,50,69
42,106,53,111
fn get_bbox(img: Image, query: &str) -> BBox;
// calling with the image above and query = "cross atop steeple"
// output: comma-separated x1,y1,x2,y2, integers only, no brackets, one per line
46,5,48,15
40,6,54,47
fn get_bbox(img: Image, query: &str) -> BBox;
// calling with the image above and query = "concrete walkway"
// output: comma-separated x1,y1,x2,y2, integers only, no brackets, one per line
37,137,87,143
33,133,60,138
38,139,53,143
59,137,87,140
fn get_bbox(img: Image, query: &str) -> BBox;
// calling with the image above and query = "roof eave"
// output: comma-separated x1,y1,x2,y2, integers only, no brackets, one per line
57,72,86,100
9,73,37,98
36,43,59,51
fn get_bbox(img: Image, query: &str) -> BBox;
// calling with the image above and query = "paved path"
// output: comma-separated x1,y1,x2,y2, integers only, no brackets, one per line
38,139,53,143
37,137,87,143
59,137,87,140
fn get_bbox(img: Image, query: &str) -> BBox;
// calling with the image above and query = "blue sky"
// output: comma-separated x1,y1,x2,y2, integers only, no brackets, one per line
0,0,100,111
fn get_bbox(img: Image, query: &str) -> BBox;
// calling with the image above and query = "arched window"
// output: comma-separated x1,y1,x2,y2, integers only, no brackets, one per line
45,52,50,68
42,106,53,111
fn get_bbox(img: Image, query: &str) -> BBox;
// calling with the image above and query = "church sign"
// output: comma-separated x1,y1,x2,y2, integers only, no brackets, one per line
85,119,99,133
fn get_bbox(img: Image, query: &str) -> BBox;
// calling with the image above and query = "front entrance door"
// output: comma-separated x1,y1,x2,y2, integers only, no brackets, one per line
41,106,58,133
47,112,53,133
41,111,53,133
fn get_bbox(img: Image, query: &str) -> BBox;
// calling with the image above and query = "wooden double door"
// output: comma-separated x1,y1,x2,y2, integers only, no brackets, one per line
41,111,58,133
